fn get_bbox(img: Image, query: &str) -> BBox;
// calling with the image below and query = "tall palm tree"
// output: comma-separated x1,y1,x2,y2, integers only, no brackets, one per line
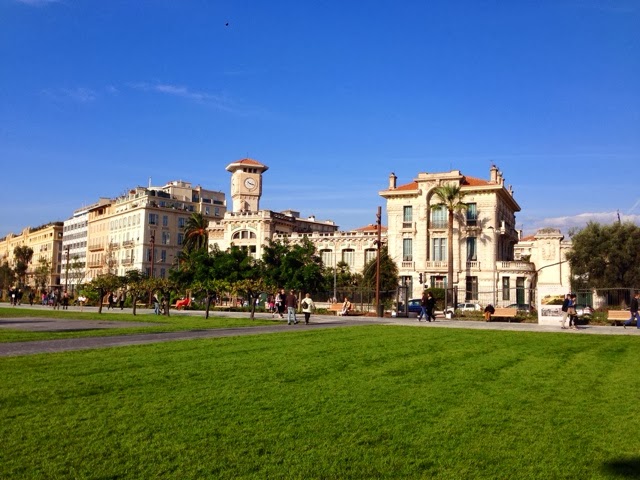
183,212,210,253
430,184,467,302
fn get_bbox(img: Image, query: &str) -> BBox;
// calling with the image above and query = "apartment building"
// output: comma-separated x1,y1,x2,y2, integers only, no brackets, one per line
379,165,535,305
0,222,64,290
86,180,226,282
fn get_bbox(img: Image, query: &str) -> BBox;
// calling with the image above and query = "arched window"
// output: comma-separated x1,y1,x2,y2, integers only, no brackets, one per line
232,230,257,240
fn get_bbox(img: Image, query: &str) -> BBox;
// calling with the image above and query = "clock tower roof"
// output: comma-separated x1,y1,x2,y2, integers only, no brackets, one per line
225,158,269,173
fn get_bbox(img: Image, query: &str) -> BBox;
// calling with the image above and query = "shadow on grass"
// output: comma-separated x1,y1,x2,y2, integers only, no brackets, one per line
602,458,640,478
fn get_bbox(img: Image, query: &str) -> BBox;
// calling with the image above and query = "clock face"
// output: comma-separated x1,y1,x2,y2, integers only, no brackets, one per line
244,177,257,190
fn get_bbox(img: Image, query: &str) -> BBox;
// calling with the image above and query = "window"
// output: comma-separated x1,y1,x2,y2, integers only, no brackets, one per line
232,230,257,240
364,248,376,264
320,249,333,267
403,206,413,228
205,206,210,216
160,250,167,262
432,238,446,261
147,248,155,261
161,232,170,245
160,268,166,278
342,249,355,267
431,205,446,229
502,277,510,301
214,207,220,216
162,215,168,227
466,203,477,225
177,233,184,246
178,217,186,229
466,276,478,301
402,238,413,261
466,237,477,261
430,276,447,289
149,213,158,225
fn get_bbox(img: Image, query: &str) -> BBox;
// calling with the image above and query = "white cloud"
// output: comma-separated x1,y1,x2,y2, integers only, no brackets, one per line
528,211,640,235
41,87,97,103
127,82,236,112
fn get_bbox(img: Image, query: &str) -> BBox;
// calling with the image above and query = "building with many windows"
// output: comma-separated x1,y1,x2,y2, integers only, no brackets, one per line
379,165,536,306
0,222,64,290
207,158,383,276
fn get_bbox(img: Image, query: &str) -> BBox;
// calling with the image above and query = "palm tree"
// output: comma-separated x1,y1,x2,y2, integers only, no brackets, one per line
183,212,210,253
430,184,467,302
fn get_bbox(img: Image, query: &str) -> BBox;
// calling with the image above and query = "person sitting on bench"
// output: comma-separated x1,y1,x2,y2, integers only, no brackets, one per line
340,297,352,316
484,304,495,322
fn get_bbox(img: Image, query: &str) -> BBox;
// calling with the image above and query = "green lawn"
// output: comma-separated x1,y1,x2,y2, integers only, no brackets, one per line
0,307,278,342
1,326,639,479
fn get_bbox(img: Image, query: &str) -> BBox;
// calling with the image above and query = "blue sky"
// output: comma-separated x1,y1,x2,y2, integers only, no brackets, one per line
1,0,638,238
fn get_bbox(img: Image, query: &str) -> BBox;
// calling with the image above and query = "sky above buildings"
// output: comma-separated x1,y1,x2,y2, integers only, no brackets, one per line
1,0,638,238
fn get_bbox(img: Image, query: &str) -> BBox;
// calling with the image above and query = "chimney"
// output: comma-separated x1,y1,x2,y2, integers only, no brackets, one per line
490,164,498,183
388,172,397,190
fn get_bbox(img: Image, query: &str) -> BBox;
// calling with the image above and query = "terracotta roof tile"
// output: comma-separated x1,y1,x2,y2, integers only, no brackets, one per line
462,176,490,186
394,181,419,191
519,235,536,242
354,224,388,232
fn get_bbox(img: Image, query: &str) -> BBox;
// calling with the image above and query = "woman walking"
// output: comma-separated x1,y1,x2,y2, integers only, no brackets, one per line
301,293,315,324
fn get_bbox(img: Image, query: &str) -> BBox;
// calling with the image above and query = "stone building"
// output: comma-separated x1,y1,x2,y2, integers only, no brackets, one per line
379,165,535,306
207,158,382,276
0,222,64,290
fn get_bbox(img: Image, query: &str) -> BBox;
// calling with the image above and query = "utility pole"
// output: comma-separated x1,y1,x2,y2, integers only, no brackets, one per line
375,206,382,317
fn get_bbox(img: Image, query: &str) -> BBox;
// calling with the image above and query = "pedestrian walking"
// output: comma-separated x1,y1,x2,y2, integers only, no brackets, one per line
560,294,570,329
624,292,640,329
153,293,160,315
276,288,286,319
418,291,428,321
118,292,126,310
62,291,69,310
426,291,437,321
301,293,315,324
285,289,298,325
568,294,578,329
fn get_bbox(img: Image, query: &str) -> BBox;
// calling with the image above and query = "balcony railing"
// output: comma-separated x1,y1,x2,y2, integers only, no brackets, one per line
121,258,134,266
122,240,134,247
497,261,535,272
425,261,448,269
401,261,414,269
466,261,480,269
431,221,447,229
88,243,104,252
402,222,413,230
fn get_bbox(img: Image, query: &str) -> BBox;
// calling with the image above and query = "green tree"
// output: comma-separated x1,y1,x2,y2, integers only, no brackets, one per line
0,260,16,298
567,222,640,290
183,212,209,253
13,245,34,287
86,273,121,314
431,184,467,300
361,245,400,304
123,269,147,316
261,238,325,293
33,258,52,292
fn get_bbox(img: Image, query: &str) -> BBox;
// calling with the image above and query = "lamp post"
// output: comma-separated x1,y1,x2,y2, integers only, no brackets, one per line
148,231,155,306
375,206,382,317
64,245,70,293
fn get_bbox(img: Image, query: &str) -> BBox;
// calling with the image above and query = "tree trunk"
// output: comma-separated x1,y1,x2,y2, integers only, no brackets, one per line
448,209,455,303
98,288,104,314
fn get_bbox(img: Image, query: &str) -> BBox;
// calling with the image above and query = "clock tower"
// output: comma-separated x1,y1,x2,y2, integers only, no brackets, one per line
226,158,269,212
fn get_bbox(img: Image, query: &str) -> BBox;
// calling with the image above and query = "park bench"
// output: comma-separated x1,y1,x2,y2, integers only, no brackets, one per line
607,310,631,327
489,307,518,323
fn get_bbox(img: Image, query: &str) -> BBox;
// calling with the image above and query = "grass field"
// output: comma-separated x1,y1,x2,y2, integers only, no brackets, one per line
1,326,639,479
0,307,277,343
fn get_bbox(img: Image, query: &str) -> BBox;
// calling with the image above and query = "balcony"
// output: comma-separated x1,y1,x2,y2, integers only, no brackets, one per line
87,260,102,268
425,261,448,270
121,258,134,266
466,261,480,270
430,221,447,229
122,240,134,248
88,243,104,252
401,261,414,270
401,222,413,230
497,261,535,273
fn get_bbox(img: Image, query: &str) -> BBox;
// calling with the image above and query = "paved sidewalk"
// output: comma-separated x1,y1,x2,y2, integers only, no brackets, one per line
0,308,637,357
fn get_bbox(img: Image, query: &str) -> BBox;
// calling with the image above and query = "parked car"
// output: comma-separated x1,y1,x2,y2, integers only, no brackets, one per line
575,304,594,317
455,302,482,312
406,298,422,314
506,303,536,313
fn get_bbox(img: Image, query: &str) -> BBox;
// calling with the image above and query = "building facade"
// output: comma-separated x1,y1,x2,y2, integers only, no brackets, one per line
0,222,64,290
379,165,536,306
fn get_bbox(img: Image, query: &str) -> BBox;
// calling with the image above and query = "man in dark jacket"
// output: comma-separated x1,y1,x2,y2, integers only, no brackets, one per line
624,292,640,329
285,289,298,325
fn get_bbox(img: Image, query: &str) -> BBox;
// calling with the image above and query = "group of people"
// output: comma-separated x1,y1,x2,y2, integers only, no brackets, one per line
270,289,316,325
561,293,580,330
106,291,126,310
418,291,437,322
